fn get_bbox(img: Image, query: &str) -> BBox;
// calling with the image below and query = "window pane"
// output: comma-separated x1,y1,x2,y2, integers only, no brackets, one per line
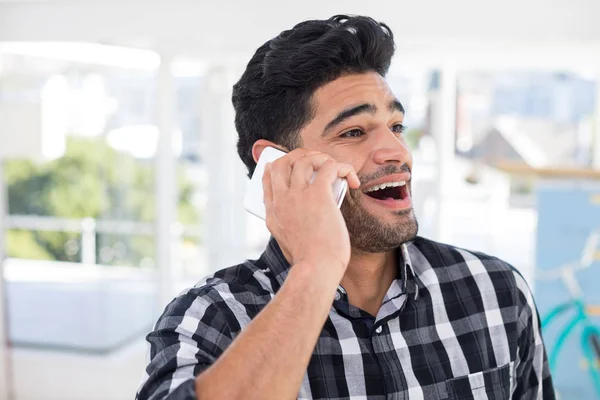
0,46,161,400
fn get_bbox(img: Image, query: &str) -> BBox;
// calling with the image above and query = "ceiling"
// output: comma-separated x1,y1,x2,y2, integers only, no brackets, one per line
1,0,600,69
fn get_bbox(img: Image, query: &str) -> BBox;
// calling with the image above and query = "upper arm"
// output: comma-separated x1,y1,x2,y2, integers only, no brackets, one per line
136,289,233,400
512,271,556,399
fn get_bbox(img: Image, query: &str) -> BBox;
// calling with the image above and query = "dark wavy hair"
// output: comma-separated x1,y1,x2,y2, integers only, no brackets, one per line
232,15,396,177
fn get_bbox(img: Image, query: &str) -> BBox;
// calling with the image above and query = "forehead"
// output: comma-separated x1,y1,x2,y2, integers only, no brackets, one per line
311,72,397,117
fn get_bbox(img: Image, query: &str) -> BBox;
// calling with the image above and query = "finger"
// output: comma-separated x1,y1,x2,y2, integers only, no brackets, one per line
271,148,320,173
262,163,279,234
271,148,324,188
290,153,334,189
269,155,293,191
313,161,360,189
262,162,274,212
283,148,322,165
339,164,361,189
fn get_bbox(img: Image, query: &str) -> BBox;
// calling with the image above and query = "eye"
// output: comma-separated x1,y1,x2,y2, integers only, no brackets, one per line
340,129,364,138
391,123,406,134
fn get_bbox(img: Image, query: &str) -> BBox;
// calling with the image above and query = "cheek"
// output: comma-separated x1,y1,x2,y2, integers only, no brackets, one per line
404,145,414,165
391,137,414,168
306,138,370,173
331,152,367,175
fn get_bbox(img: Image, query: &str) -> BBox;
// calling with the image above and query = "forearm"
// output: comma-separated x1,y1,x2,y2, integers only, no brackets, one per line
195,260,342,400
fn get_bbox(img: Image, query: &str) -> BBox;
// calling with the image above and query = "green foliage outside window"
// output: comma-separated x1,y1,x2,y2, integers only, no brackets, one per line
4,137,199,267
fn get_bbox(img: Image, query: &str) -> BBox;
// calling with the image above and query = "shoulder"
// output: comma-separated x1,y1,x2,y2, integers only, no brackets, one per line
408,236,533,306
158,259,276,333
409,236,508,268
409,236,518,272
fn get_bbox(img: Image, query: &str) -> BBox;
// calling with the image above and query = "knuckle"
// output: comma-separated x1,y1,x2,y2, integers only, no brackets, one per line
271,158,284,169
313,153,332,163
323,159,336,168
293,156,310,167
289,148,310,158
302,149,320,156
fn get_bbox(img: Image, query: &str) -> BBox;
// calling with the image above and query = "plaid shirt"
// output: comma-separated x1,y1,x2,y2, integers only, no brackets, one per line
137,236,555,400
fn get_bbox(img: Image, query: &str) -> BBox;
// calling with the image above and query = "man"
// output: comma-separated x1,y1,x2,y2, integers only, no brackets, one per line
137,15,555,400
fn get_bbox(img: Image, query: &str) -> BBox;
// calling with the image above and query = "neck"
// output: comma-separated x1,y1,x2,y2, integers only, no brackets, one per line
340,248,397,317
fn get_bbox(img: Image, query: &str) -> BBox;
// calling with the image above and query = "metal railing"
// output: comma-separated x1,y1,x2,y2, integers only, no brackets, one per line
4,214,200,265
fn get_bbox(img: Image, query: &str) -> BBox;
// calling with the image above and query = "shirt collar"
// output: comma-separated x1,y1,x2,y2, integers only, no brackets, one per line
260,237,422,301
259,238,292,291
401,242,422,301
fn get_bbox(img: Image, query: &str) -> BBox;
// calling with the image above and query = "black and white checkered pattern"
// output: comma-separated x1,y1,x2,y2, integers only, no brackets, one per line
136,236,555,399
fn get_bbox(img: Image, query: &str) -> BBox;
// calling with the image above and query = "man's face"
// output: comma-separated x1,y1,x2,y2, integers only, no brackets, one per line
299,72,418,253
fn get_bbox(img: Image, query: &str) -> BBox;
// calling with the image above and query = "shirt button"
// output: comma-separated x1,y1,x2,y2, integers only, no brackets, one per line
375,326,383,334
334,285,346,301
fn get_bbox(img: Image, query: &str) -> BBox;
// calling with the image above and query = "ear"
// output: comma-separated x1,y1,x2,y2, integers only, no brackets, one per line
251,139,288,163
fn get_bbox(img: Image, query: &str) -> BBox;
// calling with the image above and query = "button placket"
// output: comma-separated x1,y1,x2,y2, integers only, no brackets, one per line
372,322,409,399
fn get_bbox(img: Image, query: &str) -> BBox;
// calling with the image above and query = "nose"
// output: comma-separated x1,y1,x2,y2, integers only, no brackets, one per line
371,128,412,166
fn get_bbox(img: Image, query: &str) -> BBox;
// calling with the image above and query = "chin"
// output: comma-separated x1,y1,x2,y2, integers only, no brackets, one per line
346,211,419,253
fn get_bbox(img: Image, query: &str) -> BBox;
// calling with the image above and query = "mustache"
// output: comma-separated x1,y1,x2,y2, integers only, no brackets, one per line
357,164,411,186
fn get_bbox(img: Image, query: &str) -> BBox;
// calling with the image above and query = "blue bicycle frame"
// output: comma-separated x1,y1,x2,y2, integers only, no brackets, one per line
541,298,600,396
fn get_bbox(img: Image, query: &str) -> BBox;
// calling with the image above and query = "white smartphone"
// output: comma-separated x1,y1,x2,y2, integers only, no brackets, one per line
244,147,348,220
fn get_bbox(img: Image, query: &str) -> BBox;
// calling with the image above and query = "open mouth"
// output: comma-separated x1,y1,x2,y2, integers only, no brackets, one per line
363,181,409,201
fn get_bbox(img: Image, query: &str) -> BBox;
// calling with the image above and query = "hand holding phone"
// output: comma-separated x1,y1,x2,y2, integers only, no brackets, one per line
244,147,348,220
245,147,359,275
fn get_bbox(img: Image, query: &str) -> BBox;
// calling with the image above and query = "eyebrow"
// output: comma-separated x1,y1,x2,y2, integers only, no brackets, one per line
322,100,405,137
390,100,405,114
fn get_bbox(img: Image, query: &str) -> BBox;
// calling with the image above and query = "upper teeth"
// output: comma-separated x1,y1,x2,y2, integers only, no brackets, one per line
364,181,406,193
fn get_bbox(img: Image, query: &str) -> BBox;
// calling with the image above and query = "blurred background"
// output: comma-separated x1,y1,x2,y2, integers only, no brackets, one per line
0,0,599,399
